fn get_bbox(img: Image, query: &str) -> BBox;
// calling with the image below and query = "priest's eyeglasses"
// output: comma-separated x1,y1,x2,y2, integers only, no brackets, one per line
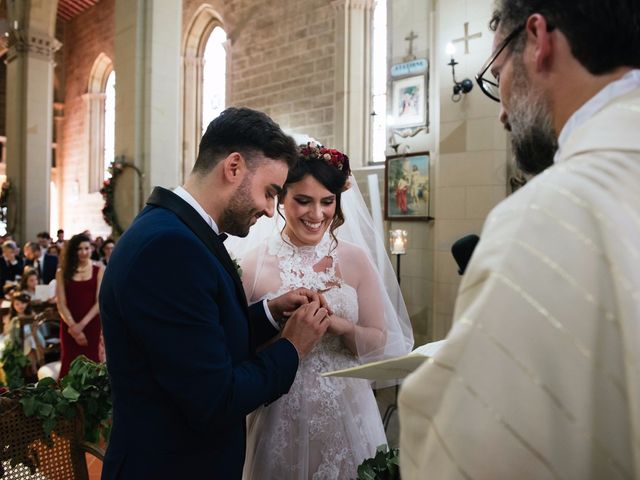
475,24,525,102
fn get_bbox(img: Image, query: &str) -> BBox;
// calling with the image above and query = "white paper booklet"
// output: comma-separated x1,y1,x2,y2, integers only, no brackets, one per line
34,285,51,302
321,339,446,381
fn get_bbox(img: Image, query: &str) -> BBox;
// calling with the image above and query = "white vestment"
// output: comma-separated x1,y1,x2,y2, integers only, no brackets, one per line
399,88,640,479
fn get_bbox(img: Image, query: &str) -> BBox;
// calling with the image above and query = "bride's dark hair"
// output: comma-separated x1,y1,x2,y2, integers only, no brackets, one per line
278,143,351,246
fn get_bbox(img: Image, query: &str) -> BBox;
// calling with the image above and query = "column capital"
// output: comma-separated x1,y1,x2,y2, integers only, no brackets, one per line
6,30,62,63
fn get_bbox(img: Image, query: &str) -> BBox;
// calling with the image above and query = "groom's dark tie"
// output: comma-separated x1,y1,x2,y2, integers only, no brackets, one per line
218,232,228,242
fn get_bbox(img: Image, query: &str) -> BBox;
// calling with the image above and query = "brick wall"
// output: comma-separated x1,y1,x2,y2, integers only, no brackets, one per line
58,0,114,237
184,0,336,146
57,0,338,235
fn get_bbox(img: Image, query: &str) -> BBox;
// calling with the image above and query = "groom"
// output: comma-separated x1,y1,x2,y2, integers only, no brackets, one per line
100,107,329,479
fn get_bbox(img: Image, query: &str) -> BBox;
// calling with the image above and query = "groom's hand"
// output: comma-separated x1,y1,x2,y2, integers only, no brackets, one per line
267,288,331,322
281,301,329,358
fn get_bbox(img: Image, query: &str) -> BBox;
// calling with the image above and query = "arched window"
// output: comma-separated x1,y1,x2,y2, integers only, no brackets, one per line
85,53,114,192
370,0,387,164
182,6,228,180
201,27,227,136
103,71,116,180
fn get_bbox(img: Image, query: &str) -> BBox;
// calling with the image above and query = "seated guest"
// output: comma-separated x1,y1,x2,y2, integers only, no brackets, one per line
100,238,115,265
2,291,45,380
55,229,65,249
0,240,23,286
36,231,52,250
47,245,60,257
18,267,54,305
19,268,39,299
23,241,58,284
91,236,104,261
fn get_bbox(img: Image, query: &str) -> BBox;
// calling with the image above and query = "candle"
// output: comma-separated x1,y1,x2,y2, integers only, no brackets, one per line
389,229,407,255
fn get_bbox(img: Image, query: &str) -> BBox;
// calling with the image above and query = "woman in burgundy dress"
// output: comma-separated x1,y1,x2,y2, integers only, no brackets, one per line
56,233,105,377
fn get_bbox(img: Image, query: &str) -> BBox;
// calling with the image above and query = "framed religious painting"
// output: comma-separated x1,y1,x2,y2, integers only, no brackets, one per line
385,152,432,220
390,74,427,128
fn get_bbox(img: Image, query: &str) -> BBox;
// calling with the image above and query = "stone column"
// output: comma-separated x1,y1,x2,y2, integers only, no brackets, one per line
332,0,376,168
5,0,60,242
51,102,65,233
181,55,204,181
113,0,182,230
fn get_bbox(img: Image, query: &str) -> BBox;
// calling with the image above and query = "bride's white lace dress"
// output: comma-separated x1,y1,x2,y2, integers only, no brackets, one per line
241,233,387,480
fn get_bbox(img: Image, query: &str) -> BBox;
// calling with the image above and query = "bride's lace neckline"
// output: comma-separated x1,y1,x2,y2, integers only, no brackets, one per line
269,232,342,291
270,232,336,259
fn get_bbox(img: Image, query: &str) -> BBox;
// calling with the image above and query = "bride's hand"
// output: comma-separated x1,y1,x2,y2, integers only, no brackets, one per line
326,314,354,337
268,288,332,321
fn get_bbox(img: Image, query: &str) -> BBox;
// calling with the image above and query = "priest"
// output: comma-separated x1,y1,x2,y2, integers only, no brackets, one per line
399,1,640,478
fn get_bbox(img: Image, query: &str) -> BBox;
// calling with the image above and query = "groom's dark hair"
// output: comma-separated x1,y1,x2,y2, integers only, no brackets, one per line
193,107,297,175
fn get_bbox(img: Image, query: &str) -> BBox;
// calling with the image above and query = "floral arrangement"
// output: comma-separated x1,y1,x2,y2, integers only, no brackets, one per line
299,142,351,176
100,160,125,236
0,180,11,224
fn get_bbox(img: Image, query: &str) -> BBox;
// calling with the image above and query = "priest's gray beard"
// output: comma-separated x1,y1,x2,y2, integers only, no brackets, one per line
507,54,558,176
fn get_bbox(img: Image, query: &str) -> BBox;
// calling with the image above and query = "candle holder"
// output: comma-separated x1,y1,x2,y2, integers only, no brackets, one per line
382,229,408,431
389,229,407,284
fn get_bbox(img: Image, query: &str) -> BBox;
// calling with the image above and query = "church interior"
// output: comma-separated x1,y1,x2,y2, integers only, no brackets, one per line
0,0,513,347
1,0,637,478
0,0,516,474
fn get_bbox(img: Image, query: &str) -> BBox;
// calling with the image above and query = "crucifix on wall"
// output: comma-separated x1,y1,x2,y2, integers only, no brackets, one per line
404,30,418,61
452,22,482,54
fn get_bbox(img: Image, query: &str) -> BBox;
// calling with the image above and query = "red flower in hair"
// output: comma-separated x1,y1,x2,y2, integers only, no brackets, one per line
299,142,350,175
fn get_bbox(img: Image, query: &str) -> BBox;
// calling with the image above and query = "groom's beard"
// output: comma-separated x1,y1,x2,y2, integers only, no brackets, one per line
507,54,557,176
219,175,261,237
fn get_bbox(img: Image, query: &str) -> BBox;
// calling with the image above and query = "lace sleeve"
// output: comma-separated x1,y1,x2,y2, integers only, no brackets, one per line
239,241,282,305
338,241,412,365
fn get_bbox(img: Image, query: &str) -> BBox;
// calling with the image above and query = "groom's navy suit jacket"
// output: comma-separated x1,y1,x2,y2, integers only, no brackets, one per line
99,187,299,479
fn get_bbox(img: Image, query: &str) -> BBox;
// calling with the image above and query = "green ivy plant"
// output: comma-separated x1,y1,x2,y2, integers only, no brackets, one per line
2,355,112,443
0,356,111,475
59,355,112,443
0,320,31,389
355,444,401,480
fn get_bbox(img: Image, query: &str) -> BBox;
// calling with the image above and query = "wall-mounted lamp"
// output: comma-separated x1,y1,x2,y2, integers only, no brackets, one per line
446,43,473,102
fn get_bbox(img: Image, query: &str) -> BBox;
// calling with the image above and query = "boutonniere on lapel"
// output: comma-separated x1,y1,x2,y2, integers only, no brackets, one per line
231,256,243,278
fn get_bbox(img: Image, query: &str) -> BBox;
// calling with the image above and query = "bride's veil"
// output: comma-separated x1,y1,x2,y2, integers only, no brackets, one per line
225,136,414,379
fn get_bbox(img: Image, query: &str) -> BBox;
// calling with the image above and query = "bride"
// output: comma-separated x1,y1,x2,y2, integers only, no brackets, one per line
231,142,413,479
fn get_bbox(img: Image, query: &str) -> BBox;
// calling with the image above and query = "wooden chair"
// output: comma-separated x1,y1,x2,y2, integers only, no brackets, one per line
0,397,104,480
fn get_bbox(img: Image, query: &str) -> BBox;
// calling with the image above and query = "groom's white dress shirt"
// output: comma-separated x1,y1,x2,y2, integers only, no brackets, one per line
173,186,279,330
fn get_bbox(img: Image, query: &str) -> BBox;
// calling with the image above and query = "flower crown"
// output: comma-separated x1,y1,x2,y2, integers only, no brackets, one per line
298,142,351,177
